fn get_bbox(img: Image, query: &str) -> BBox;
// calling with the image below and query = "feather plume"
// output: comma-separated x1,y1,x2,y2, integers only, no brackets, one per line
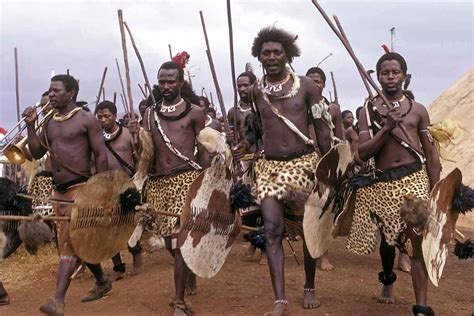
452,184,474,215
454,239,474,259
120,187,141,214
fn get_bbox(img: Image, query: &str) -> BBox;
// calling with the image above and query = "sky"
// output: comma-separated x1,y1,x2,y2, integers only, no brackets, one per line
0,0,472,130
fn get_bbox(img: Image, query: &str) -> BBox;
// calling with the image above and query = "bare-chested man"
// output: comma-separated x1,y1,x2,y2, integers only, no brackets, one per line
305,66,344,272
95,100,139,281
342,109,364,165
227,71,267,265
346,52,440,316
23,75,111,315
237,27,331,314
140,62,211,315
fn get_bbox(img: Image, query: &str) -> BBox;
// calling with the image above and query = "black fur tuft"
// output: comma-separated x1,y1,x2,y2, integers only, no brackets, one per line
452,184,474,215
453,239,474,259
230,181,254,212
120,187,141,214
243,230,266,251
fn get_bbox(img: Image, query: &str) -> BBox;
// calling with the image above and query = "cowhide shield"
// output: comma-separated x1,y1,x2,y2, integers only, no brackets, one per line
178,161,241,278
70,170,139,264
303,143,353,259
422,168,462,287
0,177,32,259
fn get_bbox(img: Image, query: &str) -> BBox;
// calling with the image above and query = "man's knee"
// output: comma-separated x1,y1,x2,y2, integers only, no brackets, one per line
264,221,284,243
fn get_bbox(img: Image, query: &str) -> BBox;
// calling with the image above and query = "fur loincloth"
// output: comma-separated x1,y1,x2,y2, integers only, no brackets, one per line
346,166,430,255
254,152,320,237
142,170,200,237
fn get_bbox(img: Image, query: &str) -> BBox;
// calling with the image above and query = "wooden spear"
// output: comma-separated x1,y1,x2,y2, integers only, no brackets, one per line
168,44,173,60
95,67,108,107
199,11,230,133
311,1,412,143
117,10,134,114
226,0,239,142
14,48,20,132
138,83,147,98
122,21,156,109
115,58,129,112
330,71,338,105
113,92,117,105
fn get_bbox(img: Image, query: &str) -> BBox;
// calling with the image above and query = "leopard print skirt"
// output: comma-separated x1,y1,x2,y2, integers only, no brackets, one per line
143,170,200,237
346,166,430,255
28,173,53,216
254,152,320,237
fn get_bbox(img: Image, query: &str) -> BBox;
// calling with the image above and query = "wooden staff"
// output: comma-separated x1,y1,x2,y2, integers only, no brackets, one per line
113,92,117,105
102,87,106,101
120,93,128,113
311,1,413,143
115,57,129,112
95,67,108,106
332,16,373,98
0,215,69,222
199,11,229,133
14,48,20,131
330,71,338,104
138,83,147,98
117,10,134,114
226,0,239,143
209,91,215,106
168,44,173,60
122,21,156,107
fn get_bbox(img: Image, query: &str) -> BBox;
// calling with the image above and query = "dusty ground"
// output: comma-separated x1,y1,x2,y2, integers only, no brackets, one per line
1,228,473,316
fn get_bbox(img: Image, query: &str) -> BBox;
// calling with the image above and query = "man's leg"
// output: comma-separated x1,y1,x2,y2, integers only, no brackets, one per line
110,253,125,282
171,247,193,316
398,251,411,273
379,235,396,303
81,263,111,303
303,240,320,309
39,256,77,315
318,250,334,271
0,281,10,305
261,197,287,315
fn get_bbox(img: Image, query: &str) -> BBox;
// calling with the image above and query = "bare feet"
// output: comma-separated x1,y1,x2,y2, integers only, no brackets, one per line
109,271,124,282
303,290,321,309
185,274,197,296
318,252,334,271
398,252,411,273
264,302,290,316
244,244,256,259
378,284,395,304
170,300,192,316
132,252,142,272
259,251,268,265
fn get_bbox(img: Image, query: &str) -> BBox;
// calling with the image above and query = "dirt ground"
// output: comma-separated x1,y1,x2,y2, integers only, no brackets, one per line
1,227,473,316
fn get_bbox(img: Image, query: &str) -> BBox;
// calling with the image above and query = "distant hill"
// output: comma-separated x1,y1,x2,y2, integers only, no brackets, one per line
428,69,473,228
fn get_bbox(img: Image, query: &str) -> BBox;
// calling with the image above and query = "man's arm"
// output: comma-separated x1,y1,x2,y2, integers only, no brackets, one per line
329,104,344,140
85,113,109,173
194,108,212,168
23,106,48,159
304,77,331,155
346,127,364,165
358,106,401,161
417,105,441,189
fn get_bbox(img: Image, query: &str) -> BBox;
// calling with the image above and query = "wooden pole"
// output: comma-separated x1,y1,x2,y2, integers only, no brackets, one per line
113,92,117,105
226,0,239,143
117,10,134,114
168,44,173,59
310,1,412,143
199,11,230,134
120,93,128,114
95,67,108,107
138,83,147,98
102,87,106,101
122,21,156,107
0,215,70,222
115,58,129,112
209,91,215,106
330,71,338,104
14,48,20,132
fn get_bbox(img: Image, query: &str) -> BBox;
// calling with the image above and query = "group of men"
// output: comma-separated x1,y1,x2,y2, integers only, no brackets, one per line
5,24,441,316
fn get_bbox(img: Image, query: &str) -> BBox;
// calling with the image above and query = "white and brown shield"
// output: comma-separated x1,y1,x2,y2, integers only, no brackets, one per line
70,170,139,264
303,143,353,259
422,168,462,287
178,162,241,278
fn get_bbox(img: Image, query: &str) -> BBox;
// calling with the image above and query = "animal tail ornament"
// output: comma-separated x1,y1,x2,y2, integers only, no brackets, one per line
427,119,467,162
